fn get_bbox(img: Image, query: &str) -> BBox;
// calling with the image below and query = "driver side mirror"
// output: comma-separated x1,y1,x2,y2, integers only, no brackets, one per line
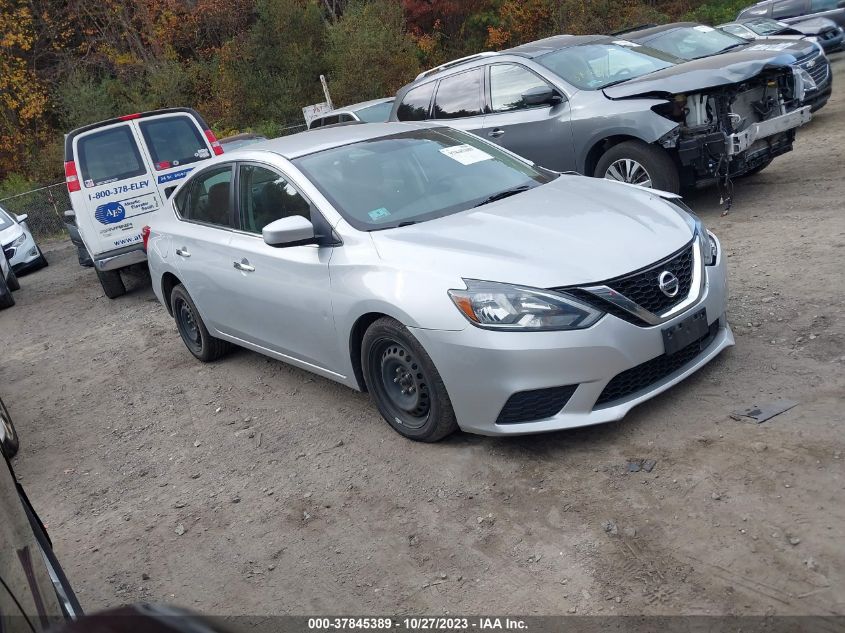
15,213,28,223
263,215,316,247
522,85,564,106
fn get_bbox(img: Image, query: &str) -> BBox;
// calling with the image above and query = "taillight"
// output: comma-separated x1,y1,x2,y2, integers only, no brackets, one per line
204,129,224,156
65,161,81,192
141,225,151,252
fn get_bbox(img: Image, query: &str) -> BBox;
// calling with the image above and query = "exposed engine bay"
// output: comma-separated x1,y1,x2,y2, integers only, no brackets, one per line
655,68,812,193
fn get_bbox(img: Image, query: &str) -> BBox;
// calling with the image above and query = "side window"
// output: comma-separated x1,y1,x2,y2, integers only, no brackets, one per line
322,115,340,126
810,0,836,10
310,118,323,129
139,115,210,170
489,64,552,113
77,125,146,187
397,83,435,121
773,0,805,17
238,165,310,234
339,113,355,122
433,68,484,119
180,166,234,227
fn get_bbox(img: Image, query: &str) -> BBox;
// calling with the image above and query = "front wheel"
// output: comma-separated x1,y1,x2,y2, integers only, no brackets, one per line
0,274,14,309
595,140,680,194
362,317,458,442
170,284,231,362
7,268,20,291
0,397,19,458
34,246,48,269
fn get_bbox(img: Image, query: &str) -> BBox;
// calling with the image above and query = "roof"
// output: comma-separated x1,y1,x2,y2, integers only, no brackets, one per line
504,34,616,57
242,122,433,159
220,132,266,144
620,22,702,41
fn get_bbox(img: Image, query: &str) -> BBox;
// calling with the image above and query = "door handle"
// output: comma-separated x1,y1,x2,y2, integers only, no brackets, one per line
233,259,255,272
175,247,190,257
488,128,505,138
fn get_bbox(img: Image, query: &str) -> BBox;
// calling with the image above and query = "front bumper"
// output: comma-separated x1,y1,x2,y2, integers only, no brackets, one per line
727,106,812,156
410,247,732,436
3,231,40,272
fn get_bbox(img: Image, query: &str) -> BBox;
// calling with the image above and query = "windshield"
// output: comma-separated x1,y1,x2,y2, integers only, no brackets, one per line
746,18,791,34
293,128,554,231
0,208,13,231
536,43,676,90
645,26,747,59
354,101,394,123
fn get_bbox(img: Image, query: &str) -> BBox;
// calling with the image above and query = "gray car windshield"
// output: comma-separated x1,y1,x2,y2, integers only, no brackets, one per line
745,18,792,35
645,27,747,59
536,43,676,90
293,128,555,231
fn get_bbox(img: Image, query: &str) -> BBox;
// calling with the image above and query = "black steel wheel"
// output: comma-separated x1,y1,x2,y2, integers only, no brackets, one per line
170,284,230,362
362,317,457,442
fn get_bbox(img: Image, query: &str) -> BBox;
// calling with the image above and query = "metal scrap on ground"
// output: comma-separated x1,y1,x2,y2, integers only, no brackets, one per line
732,399,799,423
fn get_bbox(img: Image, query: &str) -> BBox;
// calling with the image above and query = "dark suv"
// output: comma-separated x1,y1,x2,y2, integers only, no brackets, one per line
738,0,845,29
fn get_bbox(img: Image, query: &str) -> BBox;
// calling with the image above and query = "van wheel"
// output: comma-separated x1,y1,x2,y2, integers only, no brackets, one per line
362,317,458,442
596,140,680,194
170,284,230,362
0,274,14,309
0,397,19,458
96,268,126,299
7,269,20,291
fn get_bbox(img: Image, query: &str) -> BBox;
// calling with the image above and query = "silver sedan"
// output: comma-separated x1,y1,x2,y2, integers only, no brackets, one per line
146,122,733,441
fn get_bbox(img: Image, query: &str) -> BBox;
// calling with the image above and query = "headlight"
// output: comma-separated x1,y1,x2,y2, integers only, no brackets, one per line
10,233,26,247
698,227,717,266
793,67,817,101
448,280,603,331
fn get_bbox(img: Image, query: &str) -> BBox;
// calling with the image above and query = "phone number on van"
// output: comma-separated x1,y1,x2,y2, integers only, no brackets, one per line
90,180,150,200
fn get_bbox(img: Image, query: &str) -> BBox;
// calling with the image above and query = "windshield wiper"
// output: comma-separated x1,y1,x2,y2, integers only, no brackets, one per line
718,43,746,53
473,185,531,208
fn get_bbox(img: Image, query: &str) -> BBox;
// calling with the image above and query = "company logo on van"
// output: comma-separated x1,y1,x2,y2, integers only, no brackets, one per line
95,201,127,225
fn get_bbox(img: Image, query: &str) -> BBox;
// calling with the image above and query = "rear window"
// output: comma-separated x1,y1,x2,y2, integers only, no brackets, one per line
397,83,435,121
77,125,146,187
139,115,209,170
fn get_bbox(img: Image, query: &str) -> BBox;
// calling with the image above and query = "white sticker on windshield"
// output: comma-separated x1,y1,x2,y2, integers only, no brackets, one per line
439,144,494,165
694,25,715,32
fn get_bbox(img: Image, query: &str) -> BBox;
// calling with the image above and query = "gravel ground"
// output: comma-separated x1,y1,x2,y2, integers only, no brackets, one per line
2,55,844,617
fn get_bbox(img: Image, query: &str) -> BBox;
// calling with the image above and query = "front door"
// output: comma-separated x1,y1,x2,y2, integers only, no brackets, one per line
480,63,576,172
225,164,338,373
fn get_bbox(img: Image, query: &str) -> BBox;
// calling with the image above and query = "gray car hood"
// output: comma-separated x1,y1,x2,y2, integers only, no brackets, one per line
369,175,693,289
791,17,839,34
603,49,799,99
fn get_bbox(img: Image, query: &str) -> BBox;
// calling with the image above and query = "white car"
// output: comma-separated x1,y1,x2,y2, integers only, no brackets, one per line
146,123,733,442
0,247,20,309
0,206,47,274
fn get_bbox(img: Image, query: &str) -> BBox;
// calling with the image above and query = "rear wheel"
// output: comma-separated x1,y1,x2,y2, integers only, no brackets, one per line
0,397,19,458
596,140,680,194
96,268,126,299
0,274,14,309
170,284,230,362
362,317,458,442
7,268,19,291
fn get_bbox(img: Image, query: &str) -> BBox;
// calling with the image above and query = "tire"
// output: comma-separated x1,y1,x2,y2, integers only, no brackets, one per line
34,246,48,269
7,268,20,291
0,397,19,458
0,274,14,309
737,158,773,178
361,317,458,442
170,284,230,362
96,268,126,299
595,140,680,194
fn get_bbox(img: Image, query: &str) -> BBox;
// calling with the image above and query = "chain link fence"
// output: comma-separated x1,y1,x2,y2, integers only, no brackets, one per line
0,183,70,240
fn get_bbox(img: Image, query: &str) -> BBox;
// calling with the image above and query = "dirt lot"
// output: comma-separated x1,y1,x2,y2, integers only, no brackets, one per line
3,56,844,617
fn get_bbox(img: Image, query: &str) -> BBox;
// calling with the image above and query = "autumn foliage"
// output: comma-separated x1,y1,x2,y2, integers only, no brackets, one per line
0,0,743,185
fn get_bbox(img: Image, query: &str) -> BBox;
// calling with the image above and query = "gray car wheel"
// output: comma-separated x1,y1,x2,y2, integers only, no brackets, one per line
595,140,680,194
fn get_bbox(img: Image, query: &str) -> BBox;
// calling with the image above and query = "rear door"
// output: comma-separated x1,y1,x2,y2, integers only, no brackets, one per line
430,67,488,134
73,122,159,257
480,62,576,171
169,164,238,334
135,112,216,200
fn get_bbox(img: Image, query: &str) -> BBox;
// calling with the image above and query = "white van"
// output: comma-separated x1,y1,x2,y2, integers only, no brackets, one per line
64,108,223,298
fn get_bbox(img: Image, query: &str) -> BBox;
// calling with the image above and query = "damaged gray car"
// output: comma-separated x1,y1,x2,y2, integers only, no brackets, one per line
389,35,812,193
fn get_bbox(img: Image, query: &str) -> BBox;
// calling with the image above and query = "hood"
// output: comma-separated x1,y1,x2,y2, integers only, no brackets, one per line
604,49,798,99
369,175,694,289
744,37,818,58
0,222,23,246
790,17,838,34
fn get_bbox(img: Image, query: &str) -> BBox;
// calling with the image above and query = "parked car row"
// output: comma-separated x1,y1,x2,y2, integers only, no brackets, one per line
0,205,49,310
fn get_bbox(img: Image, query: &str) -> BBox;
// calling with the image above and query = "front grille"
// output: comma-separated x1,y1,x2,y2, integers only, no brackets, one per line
798,51,829,86
595,321,719,407
605,243,694,316
497,384,578,424
3,246,14,261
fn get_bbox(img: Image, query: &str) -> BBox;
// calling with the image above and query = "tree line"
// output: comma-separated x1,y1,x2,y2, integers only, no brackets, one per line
0,0,748,192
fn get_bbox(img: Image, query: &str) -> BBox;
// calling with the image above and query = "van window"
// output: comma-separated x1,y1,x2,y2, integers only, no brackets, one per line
77,125,146,187
179,166,233,227
433,68,484,119
397,83,435,121
139,115,209,170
